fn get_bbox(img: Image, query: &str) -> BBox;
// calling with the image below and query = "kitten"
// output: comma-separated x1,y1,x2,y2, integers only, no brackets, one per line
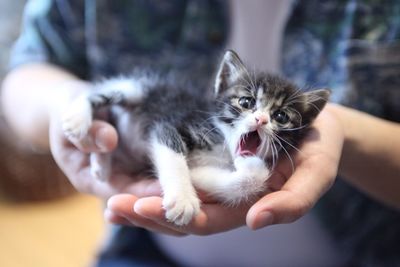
62,50,330,226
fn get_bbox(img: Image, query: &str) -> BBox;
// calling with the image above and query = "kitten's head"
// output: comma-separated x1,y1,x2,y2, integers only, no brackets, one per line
214,50,330,163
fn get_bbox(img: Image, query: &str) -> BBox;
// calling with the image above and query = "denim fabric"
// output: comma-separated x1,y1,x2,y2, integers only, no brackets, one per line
96,226,181,267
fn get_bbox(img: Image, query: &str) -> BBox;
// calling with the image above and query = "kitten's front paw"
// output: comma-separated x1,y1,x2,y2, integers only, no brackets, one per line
62,96,93,140
163,191,201,226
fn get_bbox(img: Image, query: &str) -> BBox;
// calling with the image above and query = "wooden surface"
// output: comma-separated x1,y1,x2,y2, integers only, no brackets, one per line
0,194,105,267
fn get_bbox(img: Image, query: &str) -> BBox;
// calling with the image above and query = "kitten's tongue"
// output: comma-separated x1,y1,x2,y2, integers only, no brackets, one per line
237,131,261,156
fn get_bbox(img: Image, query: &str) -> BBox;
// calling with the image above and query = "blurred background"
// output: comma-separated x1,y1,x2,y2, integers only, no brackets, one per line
0,1,105,266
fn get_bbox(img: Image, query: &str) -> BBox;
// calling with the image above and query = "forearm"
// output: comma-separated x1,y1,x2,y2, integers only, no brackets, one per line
327,103,400,209
1,63,83,150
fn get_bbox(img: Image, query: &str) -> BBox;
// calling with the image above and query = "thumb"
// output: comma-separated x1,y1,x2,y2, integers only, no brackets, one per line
246,190,313,230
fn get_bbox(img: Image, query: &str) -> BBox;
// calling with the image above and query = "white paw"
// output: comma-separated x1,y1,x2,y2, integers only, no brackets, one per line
62,96,92,140
163,191,201,226
223,156,271,205
234,156,266,173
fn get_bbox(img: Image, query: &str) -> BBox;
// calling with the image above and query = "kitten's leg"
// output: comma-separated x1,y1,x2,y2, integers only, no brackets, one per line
150,125,200,226
190,156,270,205
62,78,147,180
62,78,146,139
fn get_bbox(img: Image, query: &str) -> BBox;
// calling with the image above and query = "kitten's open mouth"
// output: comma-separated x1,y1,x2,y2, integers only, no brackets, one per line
236,131,261,156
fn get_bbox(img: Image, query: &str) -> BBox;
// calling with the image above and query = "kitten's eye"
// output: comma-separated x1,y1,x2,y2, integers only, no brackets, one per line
238,97,256,109
272,110,290,124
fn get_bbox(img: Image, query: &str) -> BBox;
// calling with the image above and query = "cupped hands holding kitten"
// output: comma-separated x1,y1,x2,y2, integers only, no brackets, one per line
103,104,343,235
50,90,343,235
53,50,339,233
47,73,343,236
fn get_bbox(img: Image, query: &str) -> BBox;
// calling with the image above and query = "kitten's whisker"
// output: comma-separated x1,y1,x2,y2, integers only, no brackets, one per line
286,88,304,102
250,68,259,91
290,108,304,124
231,56,257,92
258,136,268,159
271,138,279,169
235,83,253,94
286,96,325,114
215,99,242,114
279,124,309,132
236,60,258,93
201,114,233,123
289,98,322,111
271,135,295,174
222,139,229,155
199,125,221,144
275,135,302,154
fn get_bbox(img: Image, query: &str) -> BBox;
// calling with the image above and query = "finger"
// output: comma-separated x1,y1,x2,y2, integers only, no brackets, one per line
90,175,161,199
122,178,162,197
104,209,134,226
134,197,248,235
107,194,186,236
247,152,337,230
50,129,121,198
246,190,313,230
68,120,118,153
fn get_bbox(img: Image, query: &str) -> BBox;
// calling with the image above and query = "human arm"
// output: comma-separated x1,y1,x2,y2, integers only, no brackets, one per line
327,103,400,209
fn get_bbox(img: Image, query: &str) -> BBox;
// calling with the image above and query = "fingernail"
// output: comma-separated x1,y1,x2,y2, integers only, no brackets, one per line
104,209,114,221
95,127,109,151
253,211,274,229
106,196,117,209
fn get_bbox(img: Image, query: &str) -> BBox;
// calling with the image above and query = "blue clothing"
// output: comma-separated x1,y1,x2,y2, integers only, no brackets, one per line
11,0,228,81
97,226,180,267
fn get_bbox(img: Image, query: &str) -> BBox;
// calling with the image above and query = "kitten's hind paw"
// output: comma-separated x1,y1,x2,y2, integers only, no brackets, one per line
62,95,93,140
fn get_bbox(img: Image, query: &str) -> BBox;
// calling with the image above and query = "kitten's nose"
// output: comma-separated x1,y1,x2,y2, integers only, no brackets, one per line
255,114,268,126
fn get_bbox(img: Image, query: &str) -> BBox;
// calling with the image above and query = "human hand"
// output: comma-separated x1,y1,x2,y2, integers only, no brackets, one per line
105,104,344,234
246,105,344,229
48,80,161,199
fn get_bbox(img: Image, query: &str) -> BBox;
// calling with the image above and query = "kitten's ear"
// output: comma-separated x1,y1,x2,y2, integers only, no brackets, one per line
303,89,331,121
214,50,246,95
